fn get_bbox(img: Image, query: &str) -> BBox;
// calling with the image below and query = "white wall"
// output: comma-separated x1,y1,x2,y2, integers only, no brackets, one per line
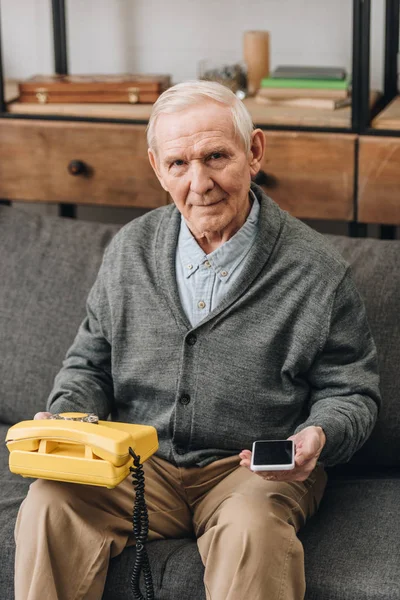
0,0,388,229
2,0,386,87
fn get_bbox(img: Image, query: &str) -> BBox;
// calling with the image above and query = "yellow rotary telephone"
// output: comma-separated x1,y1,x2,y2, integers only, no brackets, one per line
6,412,158,488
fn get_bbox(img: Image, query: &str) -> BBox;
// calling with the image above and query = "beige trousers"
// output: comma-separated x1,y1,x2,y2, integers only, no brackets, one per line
14,455,327,600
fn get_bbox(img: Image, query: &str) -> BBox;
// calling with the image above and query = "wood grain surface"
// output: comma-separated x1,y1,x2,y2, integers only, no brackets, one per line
8,97,352,129
0,119,167,208
6,100,154,120
358,136,400,224
244,97,353,129
259,131,356,220
371,96,400,130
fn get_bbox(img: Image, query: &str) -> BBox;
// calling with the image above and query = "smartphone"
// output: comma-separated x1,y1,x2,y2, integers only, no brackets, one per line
250,440,295,472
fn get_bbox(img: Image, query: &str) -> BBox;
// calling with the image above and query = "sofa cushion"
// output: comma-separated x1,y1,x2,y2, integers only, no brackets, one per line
327,236,400,468
0,425,33,600
0,206,120,424
299,474,400,600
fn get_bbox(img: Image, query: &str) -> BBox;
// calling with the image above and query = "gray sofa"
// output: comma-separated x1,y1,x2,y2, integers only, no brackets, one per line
1,203,399,600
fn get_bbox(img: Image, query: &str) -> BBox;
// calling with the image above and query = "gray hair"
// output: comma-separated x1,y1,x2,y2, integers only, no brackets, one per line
146,80,254,155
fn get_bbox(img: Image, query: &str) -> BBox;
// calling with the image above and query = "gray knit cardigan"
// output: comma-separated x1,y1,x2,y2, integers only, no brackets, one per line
48,184,381,468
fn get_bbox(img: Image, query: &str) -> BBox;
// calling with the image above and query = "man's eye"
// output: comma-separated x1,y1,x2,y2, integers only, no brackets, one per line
171,159,185,167
209,153,224,160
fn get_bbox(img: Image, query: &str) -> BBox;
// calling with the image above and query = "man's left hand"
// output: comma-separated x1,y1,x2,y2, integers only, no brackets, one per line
239,426,326,482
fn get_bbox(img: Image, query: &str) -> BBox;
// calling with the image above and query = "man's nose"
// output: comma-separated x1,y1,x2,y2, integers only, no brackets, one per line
189,162,214,196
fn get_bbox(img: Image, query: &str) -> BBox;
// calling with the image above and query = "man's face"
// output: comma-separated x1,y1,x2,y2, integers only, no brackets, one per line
148,101,262,245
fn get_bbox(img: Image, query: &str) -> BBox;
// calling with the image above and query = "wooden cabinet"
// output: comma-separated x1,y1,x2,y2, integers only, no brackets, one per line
358,136,400,225
0,120,167,208
259,131,356,221
0,120,357,222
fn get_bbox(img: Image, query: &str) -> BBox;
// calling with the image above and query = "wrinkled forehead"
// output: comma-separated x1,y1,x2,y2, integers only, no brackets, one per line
153,101,240,153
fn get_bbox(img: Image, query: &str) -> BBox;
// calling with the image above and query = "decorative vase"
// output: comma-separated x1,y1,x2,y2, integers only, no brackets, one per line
243,31,270,96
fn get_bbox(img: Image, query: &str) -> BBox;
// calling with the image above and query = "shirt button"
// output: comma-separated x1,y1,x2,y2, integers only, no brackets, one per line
204,260,211,268
220,270,228,277
198,300,206,309
187,264,193,270
186,333,197,346
179,394,191,405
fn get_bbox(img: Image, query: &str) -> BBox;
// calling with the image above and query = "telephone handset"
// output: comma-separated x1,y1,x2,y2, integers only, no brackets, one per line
6,412,159,488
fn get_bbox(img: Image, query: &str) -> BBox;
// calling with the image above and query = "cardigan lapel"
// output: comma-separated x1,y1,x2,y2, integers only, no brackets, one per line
155,205,193,331
155,184,285,332
198,184,285,329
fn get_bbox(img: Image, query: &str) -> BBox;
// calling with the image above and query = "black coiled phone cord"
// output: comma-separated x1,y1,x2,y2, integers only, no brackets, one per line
129,448,155,600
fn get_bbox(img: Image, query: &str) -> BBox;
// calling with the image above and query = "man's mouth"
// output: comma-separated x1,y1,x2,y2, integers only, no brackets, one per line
192,198,225,208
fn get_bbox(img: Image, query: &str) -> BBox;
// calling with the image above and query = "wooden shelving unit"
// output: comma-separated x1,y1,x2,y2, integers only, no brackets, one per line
1,0,399,235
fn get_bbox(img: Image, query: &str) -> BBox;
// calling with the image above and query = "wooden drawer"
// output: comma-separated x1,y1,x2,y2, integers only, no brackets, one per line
358,136,400,224
0,119,167,208
259,131,356,221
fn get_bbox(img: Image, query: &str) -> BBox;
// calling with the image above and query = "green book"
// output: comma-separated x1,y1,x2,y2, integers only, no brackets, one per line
260,77,349,90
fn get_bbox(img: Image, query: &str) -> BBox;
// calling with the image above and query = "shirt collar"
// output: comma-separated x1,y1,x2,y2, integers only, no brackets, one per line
178,222,205,278
177,190,260,281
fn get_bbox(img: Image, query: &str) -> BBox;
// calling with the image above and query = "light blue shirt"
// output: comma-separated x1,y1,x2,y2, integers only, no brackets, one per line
176,192,260,327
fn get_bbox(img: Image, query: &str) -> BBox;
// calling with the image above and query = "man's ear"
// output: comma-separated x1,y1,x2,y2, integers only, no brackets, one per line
248,129,265,178
148,148,169,192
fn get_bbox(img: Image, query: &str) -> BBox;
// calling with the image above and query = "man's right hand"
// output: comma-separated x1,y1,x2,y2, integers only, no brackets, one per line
34,412,52,420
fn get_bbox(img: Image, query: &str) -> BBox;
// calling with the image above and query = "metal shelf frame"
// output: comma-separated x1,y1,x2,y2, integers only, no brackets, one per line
359,0,400,138
357,0,400,239
52,0,68,75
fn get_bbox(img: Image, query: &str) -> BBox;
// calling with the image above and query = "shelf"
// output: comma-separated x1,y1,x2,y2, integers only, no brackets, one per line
371,96,400,130
4,82,381,131
244,93,381,129
243,98,353,129
5,94,154,122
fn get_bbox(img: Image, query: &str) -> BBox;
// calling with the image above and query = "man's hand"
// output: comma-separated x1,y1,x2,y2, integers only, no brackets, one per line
239,426,326,482
34,412,52,420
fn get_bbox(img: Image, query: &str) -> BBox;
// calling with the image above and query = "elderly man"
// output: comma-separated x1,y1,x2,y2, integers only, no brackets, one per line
15,81,380,600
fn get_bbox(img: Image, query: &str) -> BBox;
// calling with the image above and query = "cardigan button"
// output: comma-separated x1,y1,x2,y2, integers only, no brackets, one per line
186,333,197,346
179,394,191,405
175,445,186,455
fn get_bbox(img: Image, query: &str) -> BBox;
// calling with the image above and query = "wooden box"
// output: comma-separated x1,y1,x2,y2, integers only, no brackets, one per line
18,74,171,105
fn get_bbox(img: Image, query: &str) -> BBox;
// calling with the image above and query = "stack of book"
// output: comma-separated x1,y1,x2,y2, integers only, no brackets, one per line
255,66,351,110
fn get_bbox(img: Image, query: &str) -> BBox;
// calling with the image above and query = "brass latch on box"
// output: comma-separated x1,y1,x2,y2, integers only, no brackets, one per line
35,88,49,104
128,87,140,104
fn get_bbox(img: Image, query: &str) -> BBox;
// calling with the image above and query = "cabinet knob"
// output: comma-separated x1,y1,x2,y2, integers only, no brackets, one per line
68,160,87,176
